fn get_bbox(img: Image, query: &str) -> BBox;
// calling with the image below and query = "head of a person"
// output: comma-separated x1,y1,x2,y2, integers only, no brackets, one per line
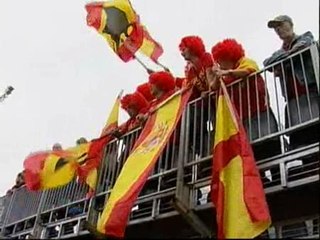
16,171,25,185
76,137,88,145
148,71,176,99
179,36,206,62
267,15,294,41
211,39,245,70
121,92,149,118
52,143,63,151
136,82,155,102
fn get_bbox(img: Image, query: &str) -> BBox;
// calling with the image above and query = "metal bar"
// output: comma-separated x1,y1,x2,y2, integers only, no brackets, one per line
299,52,313,118
171,196,212,238
289,56,302,124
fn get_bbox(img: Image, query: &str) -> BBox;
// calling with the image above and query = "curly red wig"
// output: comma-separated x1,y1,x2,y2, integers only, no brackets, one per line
211,38,245,63
149,71,175,92
175,77,184,89
136,82,155,102
120,92,149,112
179,36,206,58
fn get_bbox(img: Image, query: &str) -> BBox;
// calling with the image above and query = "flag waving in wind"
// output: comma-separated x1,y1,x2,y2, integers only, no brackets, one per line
211,82,271,238
24,144,88,191
96,90,191,238
77,91,122,195
24,92,121,194
85,0,163,62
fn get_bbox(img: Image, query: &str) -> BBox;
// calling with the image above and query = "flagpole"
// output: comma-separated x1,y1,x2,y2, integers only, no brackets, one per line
133,54,154,74
154,60,171,73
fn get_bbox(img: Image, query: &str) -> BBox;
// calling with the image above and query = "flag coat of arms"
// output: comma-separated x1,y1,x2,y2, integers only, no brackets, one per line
97,90,191,237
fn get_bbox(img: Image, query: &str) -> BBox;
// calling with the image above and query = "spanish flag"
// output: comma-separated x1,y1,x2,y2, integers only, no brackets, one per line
24,144,88,191
85,0,163,62
96,90,191,237
77,91,122,194
211,82,271,238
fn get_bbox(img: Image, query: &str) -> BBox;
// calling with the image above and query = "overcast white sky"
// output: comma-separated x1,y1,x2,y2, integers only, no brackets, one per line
0,0,318,195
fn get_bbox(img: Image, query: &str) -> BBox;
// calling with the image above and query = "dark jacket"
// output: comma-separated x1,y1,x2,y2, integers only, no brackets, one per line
263,31,317,99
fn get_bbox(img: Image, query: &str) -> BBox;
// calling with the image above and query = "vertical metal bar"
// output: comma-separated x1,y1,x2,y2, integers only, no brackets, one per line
104,144,113,191
31,191,47,238
192,103,196,160
280,62,291,128
199,97,204,157
175,110,187,198
263,70,271,134
254,74,261,138
309,44,319,91
245,77,252,141
207,93,212,156
0,191,16,235
238,82,243,122
171,128,177,169
299,52,313,118
185,103,191,165
274,65,286,154
289,57,302,124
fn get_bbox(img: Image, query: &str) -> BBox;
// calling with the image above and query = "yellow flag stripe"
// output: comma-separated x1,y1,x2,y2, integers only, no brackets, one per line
139,38,156,57
97,93,182,233
220,156,271,238
214,94,238,148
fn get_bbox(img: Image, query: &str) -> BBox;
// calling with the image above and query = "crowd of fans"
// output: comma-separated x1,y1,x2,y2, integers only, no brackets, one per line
6,14,319,197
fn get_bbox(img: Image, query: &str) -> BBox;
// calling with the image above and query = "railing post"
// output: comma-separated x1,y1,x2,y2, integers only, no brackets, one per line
0,190,17,237
172,106,212,238
309,44,319,92
31,190,47,239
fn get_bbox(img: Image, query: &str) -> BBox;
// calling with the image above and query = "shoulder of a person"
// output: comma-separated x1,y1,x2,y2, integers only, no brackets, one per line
298,31,314,39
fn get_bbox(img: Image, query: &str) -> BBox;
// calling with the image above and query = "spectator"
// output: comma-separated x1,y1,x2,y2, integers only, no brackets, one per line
7,171,26,194
76,137,88,145
178,35,217,98
210,38,281,160
148,71,176,107
263,15,319,149
52,143,63,151
178,36,217,160
104,92,150,140
136,82,155,103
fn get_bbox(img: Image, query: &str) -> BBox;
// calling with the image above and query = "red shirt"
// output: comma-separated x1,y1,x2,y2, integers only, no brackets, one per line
224,57,268,120
183,52,216,100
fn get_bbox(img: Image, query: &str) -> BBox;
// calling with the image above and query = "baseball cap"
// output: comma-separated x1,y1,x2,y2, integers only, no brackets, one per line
267,15,293,28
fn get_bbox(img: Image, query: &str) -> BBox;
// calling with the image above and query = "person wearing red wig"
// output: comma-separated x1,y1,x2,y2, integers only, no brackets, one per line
109,92,150,138
210,38,281,161
179,35,216,174
179,35,217,98
148,71,176,107
136,82,155,103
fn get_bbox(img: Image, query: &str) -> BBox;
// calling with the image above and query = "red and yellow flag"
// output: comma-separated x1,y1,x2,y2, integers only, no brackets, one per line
85,0,163,62
24,145,88,191
211,82,271,238
78,91,122,194
96,90,191,237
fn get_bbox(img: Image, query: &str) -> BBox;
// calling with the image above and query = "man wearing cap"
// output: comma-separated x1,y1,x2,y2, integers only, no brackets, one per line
263,15,319,150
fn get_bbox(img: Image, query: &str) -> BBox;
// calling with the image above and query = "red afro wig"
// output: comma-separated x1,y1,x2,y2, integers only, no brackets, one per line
149,71,175,92
136,82,155,102
211,38,245,63
179,36,206,58
120,92,149,112
175,77,184,89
